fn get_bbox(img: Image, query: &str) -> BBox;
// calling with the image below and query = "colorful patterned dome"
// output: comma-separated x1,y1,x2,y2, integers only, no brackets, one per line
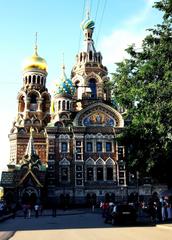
81,16,95,31
54,65,75,96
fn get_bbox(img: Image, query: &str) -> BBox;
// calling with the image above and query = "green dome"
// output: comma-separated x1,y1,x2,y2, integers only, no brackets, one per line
81,17,95,31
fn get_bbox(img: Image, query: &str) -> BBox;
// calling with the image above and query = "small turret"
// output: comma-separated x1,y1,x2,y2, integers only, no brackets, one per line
51,65,75,125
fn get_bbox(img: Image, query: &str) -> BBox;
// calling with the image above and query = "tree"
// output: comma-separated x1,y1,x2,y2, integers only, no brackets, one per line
112,0,172,185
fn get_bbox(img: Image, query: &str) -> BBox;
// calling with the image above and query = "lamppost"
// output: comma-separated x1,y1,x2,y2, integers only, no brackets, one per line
136,171,139,202
0,187,4,200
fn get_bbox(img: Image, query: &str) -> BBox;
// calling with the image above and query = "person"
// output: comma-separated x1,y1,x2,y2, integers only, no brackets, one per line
151,192,162,222
34,204,39,218
102,201,109,218
39,204,43,216
27,204,31,218
148,197,157,224
162,197,168,221
104,202,114,223
92,204,95,212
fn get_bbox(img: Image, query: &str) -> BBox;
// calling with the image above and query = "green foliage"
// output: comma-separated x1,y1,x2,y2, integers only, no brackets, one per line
112,0,172,185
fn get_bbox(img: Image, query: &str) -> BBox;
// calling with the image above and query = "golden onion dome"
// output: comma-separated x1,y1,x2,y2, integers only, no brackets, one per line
22,49,48,72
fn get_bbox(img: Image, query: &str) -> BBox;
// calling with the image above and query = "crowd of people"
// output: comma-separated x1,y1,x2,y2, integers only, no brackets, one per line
22,203,43,218
99,192,172,224
1,191,172,223
146,192,172,223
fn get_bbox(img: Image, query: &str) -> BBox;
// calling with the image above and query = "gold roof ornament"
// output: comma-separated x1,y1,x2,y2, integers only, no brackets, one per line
22,32,48,72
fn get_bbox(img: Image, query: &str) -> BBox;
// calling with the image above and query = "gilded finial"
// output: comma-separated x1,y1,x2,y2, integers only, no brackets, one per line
86,0,90,19
34,32,38,56
62,52,65,71
30,127,34,137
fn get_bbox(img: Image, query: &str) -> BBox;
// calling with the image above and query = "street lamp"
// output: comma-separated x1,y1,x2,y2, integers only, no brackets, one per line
136,171,139,202
0,187,4,200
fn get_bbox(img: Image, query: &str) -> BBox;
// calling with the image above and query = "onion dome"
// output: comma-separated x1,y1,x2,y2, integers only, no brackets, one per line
22,40,47,72
23,52,47,72
81,16,95,31
54,65,75,96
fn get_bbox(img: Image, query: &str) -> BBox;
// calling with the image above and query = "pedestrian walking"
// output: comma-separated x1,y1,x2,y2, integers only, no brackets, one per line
27,204,31,218
162,197,168,221
148,198,157,224
34,204,39,218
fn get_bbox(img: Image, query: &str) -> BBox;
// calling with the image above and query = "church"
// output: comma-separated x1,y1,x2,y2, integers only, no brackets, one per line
1,13,126,207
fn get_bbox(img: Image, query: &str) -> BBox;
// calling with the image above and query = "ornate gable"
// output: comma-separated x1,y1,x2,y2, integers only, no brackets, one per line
59,158,70,165
73,102,124,127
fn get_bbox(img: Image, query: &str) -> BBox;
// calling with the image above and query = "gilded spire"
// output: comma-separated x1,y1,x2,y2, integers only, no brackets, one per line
34,32,38,56
86,0,90,19
62,52,65,73
61,53,67,82
25,127,37,158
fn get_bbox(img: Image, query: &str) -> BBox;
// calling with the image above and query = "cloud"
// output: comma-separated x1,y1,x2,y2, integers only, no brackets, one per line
145,0,155,6
98,0,156,73
99,29,145,72
126,0,155,26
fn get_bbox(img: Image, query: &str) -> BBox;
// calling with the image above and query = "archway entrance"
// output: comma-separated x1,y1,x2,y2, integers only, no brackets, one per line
21,187,39,207
86,193,97,207
59,194,70,209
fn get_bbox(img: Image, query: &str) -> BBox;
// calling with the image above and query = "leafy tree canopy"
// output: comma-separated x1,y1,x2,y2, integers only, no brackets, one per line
112,0,172,185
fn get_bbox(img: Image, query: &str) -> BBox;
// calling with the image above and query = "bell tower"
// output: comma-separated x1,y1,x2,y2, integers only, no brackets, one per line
71,12,111,110
9,35,51,165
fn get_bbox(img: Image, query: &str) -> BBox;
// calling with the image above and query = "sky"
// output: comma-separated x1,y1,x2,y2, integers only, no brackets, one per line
0,0,163,175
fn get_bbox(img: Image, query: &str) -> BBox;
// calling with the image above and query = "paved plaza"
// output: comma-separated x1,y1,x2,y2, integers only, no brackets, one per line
0,209,172,240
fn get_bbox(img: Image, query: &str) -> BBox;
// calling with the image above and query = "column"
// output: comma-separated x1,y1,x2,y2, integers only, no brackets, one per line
37,98,43,112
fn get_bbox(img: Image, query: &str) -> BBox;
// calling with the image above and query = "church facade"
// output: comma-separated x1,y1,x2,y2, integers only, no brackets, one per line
1,14,127,206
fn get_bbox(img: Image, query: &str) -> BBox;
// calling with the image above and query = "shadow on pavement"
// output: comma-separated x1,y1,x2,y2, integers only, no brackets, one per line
0,209,160,232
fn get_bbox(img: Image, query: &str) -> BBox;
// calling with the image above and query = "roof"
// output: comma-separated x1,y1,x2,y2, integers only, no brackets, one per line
17,170,43,187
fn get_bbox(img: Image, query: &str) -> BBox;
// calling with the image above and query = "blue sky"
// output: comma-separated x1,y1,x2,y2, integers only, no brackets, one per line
0,0,163,174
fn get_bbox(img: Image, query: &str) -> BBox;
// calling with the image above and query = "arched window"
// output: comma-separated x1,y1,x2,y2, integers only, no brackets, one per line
89,51,92,61
107,167,113,180
61,167,68,181
89,78,97,98
58,101,61,110
30,93,37,111
87,167,94,181
37,76,40,84
80,53,82,62
33,75,36,84
41,77,43,85
18,96,25,112
97,167,103,181
59,158,70,182
96,158,104,181
29,76,31,84
30,94,37,103
67,101,70,110
62,100,65,110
